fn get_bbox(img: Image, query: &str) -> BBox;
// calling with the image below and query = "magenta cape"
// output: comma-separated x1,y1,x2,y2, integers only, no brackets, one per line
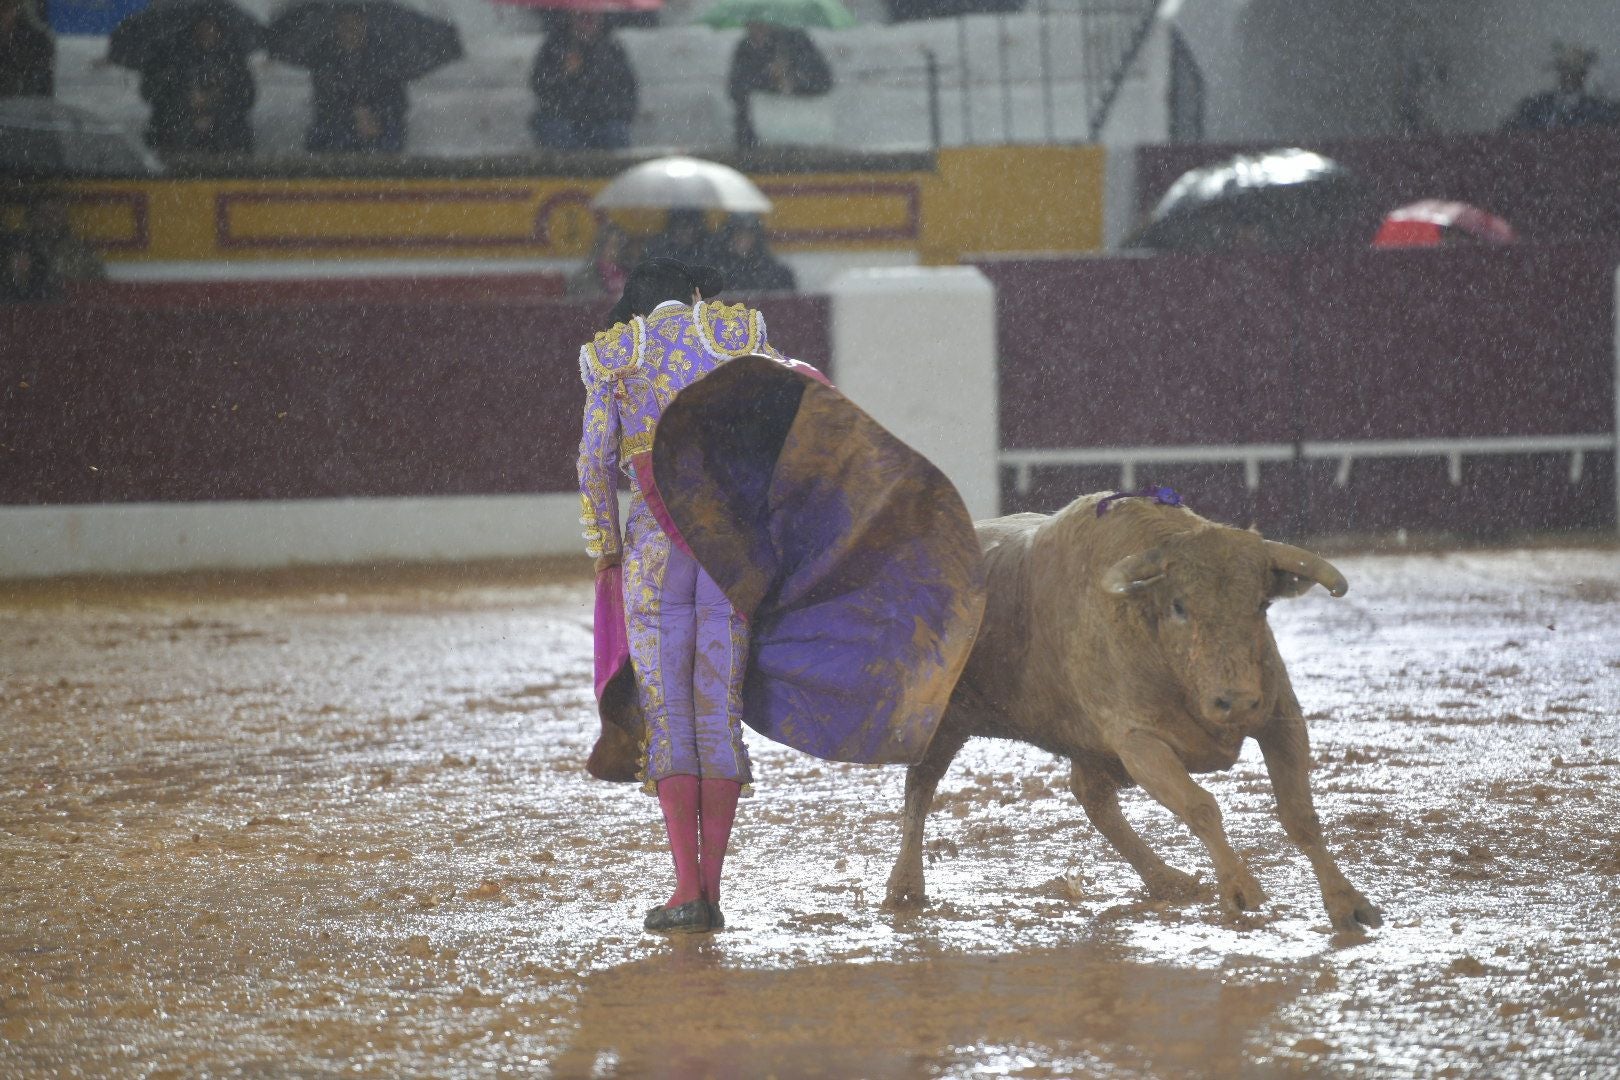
587,355,986,782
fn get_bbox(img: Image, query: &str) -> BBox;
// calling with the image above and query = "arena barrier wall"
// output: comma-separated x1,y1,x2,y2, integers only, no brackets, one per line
5,248,1618,578
0,289,834,577
980,243,1620,539
0,270,1001,579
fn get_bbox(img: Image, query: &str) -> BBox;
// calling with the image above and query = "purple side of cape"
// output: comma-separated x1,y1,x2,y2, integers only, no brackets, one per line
593,565,629,702
650,356,986,766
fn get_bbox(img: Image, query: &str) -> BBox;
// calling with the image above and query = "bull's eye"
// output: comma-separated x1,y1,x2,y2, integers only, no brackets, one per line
1171,599,1187,619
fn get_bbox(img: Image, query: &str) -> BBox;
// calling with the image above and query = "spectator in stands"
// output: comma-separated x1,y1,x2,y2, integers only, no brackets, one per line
1503,43,1620,131
139,13,257,155
726,23,831,149
712,215,794,292
0,231,51,302
306,8,409,153
25,195,106,289
0,0,53,98
567,221,637,298
642,208,716,264
529,13,638,151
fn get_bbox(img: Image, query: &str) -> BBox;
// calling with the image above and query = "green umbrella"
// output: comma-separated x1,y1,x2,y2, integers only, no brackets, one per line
697,0,855,30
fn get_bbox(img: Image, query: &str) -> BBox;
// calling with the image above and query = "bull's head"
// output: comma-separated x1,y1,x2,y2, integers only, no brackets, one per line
1101,528,1347,734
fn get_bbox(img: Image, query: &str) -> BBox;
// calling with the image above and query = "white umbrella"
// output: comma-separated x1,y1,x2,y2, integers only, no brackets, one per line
592,155,772,214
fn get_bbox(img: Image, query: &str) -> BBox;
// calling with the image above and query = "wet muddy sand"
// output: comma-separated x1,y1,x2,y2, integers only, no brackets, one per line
2,548,1619,1078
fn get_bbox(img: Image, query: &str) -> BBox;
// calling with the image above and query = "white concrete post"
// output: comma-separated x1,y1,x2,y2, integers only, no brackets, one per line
827,266,1000,521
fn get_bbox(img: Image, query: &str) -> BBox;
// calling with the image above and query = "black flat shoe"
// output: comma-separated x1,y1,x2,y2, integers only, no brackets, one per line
643,898,711,934
707,901,724,931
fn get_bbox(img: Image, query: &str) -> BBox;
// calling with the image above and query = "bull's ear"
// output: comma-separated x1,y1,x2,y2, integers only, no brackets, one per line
1268,569,1319,599
1101,549,1166,596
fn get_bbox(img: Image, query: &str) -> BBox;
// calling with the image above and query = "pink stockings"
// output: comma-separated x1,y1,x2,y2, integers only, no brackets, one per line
699,777,740,905
656,776,701,907
655,775,741,909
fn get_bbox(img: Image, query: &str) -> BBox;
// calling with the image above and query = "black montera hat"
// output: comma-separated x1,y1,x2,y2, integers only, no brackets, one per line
607,257,725,326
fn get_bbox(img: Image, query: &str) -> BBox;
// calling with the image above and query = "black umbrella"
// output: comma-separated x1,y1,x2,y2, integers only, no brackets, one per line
1127,148,1380,252
268,0,463,83
108,0,266,71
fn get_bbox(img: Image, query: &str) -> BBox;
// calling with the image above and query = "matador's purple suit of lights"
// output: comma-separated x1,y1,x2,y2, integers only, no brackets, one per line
578,298,813,795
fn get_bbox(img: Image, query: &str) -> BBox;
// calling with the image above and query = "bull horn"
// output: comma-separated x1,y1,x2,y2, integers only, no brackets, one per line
1264,541,1348,597
1101,549,1166,595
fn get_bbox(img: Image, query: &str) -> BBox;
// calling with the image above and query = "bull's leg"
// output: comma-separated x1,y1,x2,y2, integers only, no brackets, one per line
1114,730,1267,918
1068,760,1200,901
1257,691,1382,931
882,723,969,909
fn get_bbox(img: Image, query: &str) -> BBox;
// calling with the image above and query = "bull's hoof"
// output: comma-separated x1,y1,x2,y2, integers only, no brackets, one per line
1217,867,1268,918
1326,887,1382,931
1143,866,1202,902
882,881,927,910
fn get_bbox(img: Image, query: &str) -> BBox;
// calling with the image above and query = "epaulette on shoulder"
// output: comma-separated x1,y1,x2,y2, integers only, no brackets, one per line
580,318,646,383
695,300,764,358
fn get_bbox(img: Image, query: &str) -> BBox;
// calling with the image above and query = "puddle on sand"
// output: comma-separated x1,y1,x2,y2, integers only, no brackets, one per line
2,549,1619,1076
555,942,1297,1079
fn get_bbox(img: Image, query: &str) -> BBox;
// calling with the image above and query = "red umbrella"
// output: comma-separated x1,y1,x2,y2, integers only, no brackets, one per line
1373,200,1516,248
490,0,660,10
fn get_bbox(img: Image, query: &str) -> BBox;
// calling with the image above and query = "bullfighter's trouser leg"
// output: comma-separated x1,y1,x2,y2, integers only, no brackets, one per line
625,494,752,790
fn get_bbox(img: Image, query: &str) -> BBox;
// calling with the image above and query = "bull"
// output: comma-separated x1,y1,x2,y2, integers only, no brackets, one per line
883,492,1382,931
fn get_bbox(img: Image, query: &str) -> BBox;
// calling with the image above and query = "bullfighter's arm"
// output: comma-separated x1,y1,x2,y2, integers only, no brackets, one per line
1256,682,1383,931
576,346,622,569
1113,728,1267,918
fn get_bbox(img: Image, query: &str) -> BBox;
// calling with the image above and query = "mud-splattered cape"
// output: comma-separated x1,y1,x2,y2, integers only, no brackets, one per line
586,351,987,782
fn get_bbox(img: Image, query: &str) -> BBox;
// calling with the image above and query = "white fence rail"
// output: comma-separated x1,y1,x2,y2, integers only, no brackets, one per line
1002,434,1618,497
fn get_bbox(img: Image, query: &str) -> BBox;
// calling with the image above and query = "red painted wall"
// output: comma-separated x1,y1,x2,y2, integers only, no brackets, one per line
0,291,832,506
6,249,1615,539
980,243,1619,537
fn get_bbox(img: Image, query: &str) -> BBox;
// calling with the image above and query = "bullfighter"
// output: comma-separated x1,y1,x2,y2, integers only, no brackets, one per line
577,257,986,936
578,258,766,934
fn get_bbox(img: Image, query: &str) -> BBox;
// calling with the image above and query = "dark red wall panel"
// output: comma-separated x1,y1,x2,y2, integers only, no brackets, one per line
983,254,1299,450
1295,246,1615,441
0,292,831,506
982,243,1619,537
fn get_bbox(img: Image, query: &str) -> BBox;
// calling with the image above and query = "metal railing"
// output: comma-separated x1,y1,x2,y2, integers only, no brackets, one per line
1001,435,1617,496
1078,0,1162,141
890,0,1166,148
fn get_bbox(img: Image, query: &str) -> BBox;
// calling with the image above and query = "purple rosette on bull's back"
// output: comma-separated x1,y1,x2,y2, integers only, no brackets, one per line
884,491,1382,933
